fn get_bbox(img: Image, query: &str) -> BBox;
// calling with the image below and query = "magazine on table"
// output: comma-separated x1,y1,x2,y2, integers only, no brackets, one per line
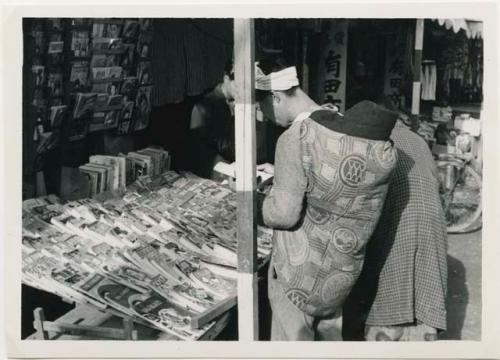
69,61,90,92
67,116,90,142
127,292,212,340
47,40,63,54
90,54,120,68
73,92,97,119
120,76,138,101
92,37,124,53
107,94,124,107
32,65,45,87
137,33,152,59
137,61,151,85
121,43,136,68
71,31,90,57
123,19,139,40
47,71,64,97
133,85,152,131
117,101,134,135
93,93,110,110
89,155,126,189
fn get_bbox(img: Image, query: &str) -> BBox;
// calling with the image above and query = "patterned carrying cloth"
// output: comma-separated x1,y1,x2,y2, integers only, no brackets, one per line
268,101,399,317
344,121,448,332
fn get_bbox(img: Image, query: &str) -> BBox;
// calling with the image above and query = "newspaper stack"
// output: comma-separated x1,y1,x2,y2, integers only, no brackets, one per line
22,171,272,340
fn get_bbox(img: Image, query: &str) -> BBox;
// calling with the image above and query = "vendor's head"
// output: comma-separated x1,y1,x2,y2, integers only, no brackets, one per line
255,58,302,128
221,61,236,113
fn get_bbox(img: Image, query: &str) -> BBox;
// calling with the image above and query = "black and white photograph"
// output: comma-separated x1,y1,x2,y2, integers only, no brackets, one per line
2,2,499,359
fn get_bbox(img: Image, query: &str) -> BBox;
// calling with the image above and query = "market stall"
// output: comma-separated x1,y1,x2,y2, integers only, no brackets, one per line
21,17,484,341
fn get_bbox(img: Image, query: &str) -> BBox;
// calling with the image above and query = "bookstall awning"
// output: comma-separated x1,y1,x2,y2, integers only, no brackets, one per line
433,19,483,39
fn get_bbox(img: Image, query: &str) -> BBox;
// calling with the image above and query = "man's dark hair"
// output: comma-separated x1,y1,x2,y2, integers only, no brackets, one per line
255,57,299,101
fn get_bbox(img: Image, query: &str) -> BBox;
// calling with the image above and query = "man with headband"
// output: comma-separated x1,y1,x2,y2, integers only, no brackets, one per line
255,58,399,340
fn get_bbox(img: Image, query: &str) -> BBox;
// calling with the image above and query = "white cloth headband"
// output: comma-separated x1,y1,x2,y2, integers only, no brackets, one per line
255,64,299,91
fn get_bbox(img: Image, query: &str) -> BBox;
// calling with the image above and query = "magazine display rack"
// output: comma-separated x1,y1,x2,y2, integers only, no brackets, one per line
23,170,272,340
24,18,154,198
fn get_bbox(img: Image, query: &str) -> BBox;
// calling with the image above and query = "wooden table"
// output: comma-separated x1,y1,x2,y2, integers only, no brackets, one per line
27,303,231,341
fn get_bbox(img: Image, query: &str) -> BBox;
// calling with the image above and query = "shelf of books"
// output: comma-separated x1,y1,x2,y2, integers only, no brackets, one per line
22,148,273,340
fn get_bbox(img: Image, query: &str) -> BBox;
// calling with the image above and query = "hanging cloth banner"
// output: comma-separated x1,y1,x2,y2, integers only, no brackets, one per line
433,19,483,39
318,19,348,113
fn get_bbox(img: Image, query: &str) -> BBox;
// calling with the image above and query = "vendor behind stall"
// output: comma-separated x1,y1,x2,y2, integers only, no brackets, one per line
188,62,236,179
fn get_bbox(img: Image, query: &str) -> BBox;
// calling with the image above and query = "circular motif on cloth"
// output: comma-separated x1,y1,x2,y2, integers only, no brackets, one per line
331,227,358,254
306,204,331,225
285,288,309,310
320,272,355,306
283,231,309,266
371,141,397,169
339,155,366,187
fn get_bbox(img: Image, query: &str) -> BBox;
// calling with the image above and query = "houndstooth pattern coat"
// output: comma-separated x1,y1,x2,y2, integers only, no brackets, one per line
345,120,448,331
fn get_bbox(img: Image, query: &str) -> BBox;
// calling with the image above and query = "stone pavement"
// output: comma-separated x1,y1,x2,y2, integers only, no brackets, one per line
439,229,482,340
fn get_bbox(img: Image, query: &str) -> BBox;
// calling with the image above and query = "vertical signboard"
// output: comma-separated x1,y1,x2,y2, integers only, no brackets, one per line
320,19,348,113
384,32,407,109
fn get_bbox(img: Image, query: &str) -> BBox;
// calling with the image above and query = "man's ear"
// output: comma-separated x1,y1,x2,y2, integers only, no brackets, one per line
271,91,281,104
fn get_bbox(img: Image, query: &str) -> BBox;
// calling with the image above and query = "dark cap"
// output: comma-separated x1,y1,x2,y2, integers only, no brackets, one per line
310,101,399,141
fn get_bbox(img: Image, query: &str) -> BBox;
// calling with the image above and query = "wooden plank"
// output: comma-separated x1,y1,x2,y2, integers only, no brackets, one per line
411,19,425,116
191,295,237,329
33,308,49,340
234,18,259,341
56,304,113,326
42,321,128,340
198,312,231,341
122,317,135,340
28,303,232,341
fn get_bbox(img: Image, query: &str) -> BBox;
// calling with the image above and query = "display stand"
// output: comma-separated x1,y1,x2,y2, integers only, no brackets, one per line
32,307,138,340
29,304,231,341
191,295,237,329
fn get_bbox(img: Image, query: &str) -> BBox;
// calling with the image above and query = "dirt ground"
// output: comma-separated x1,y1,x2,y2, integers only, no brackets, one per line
439,228,482,340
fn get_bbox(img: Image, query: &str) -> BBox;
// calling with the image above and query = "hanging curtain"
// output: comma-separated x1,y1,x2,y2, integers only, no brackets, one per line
151,19,232,106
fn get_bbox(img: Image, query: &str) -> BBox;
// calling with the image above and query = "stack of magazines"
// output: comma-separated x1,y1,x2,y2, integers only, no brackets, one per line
22,171,272,340
78,147,171,197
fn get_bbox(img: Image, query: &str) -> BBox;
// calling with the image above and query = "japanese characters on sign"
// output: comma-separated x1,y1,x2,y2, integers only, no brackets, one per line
321,20,348,113
384,34,406,109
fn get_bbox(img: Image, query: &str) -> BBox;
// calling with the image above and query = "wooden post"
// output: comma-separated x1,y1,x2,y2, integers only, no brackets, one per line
301,30,309,94
234,18,258,341
33,307,49,340
122,317,136,340
411,19,424,129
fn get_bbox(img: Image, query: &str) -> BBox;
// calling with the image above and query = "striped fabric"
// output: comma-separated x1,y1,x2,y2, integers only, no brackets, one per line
345,121,448,331
151,19,231,106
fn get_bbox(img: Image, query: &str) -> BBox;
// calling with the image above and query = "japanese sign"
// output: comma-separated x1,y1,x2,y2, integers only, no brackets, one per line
384,34,406,109
320,20,348,113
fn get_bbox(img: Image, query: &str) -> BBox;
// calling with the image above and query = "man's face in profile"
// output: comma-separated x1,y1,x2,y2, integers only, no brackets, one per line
223,74,236,116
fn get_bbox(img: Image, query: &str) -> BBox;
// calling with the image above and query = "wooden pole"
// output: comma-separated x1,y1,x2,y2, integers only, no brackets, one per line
234,18,258,341
33,308,49,340
411,19,424,129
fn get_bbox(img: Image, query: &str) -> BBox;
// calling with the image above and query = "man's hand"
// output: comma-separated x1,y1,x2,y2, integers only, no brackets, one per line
257,163,275,175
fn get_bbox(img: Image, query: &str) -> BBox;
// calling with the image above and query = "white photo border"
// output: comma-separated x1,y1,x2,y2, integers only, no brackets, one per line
2,1,499,359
